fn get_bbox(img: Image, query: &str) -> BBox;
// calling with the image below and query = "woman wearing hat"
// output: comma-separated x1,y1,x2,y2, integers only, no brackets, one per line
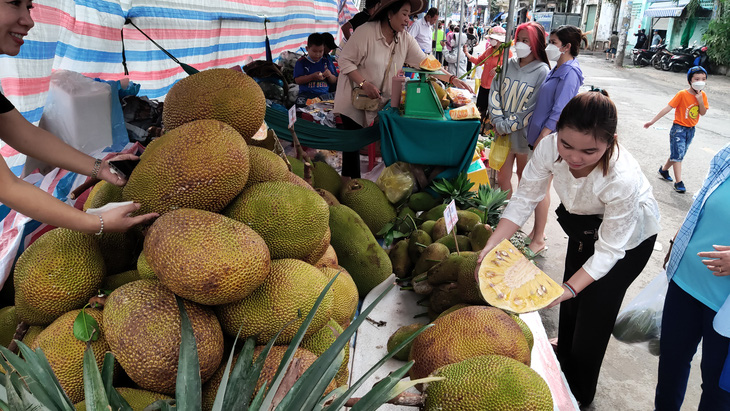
464,26,511,120
333,0,472,178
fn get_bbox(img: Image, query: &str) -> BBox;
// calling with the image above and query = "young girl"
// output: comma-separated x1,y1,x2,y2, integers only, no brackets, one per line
525,25,586,254
477,91,661,407
0,0,157,235
464,26,511,120
488,21,549,198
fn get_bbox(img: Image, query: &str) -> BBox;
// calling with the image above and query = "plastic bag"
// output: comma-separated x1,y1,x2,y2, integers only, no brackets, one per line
445,87,472,107
612,270,668,356
488,133,511,171
450,103,480,120
376,162,415,204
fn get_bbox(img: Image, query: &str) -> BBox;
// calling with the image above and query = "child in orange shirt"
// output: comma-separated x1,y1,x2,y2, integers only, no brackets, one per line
644,66,709,193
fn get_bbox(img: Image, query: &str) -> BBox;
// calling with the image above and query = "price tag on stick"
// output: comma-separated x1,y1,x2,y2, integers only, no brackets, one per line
288,105,297,129
444,200,460,254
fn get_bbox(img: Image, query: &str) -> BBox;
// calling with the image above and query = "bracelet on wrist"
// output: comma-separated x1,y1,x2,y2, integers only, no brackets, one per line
563,282,577,298
95,215,104,236
91,158,102,179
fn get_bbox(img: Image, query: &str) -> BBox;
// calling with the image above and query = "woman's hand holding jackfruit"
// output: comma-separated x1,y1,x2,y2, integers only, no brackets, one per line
100,202,158,233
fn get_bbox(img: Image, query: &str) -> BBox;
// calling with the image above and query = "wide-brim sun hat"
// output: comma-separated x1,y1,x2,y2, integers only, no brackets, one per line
488,26,506,43
369,0,428,21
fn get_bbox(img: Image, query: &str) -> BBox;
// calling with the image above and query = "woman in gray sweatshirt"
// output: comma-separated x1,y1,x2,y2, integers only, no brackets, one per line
489,21,550,198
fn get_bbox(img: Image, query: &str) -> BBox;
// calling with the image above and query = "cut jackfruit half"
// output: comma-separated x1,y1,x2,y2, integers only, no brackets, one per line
477,239,563,313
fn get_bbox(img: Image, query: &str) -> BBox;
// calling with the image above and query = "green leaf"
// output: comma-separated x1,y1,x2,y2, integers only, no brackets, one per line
349,361,414,411
222,337,258,410
249,381,267,410
82,345,110,411
315,386,347,408
174,296,202,411
102,352,132,411
143,399,176,411
375,222,394,236
1,344,73,410
73,309,100,343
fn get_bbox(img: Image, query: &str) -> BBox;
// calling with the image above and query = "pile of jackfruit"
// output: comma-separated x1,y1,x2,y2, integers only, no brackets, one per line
0,68,393,409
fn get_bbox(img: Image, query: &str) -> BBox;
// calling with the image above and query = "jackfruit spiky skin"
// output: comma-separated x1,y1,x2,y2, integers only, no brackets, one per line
122,119,250,216
389,240,413,278
387,323,424,361
245,146,290,187
162,68,266,142
21,325,43,347
408,306,530,381
31,309,109,404
316,188,340,206
75,387,172,411
319,267,359,328
312,161,342,197
287,156,306,179
313,245,339,269
83,180,123,211
286,172,316,191
0,306,17,347
14,228,105,325
510,314,534,352
408,192,439,212
136,251,156,280
339,179,396,236
304,228,331,265
104,280,224,394
144,209,271,306
100,270,141,291
424,355,553,411
215,259,334,344
224,181,329,260
328,205,393,296
301,319,350,386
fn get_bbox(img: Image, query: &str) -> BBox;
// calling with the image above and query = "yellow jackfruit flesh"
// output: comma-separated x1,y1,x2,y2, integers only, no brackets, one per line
477,239,563,313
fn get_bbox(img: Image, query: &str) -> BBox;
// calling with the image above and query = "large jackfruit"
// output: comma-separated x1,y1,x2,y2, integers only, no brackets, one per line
224,181,329,260
339,179,396,236
311,161,342,197
319,267,359,327
144,209,270,306
104,280,224,394
424,355,552,411
301,319,349,386
31,309,109,404
162,69,266,142
76,388,172,411
328,205,392,296
122,119,250,216
215,259,333,344
83,180,123,211
136,251,156,280
245,146,290,187
14,228,105,325
408,306,530,381
477,239,563,313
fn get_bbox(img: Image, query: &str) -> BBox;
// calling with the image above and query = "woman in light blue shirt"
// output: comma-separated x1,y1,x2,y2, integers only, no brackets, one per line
655,143,730,410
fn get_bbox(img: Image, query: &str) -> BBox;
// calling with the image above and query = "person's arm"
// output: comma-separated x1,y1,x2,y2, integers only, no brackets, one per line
696,91,708,116
294,72,324,85
341,21,353,40
323,68,337,84
644,105,673,128
403,35,472,91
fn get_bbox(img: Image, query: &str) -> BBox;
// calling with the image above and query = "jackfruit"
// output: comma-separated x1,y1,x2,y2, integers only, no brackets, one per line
427,252,484,305
224,181,329,260
328,205,393,296
0,306,17,347
245,146,290,187
421,204,448,221
312,161,342,197
313,245,339,269
339,179,397,236
423,355,552,411
286,172,315,191
162,68,266,142
477,239,563,313
408,192,439,212
21,325,43,347
435,234,472,253
320,267,359,327
316,188,340,206
390,240,413,278
431,218,447,240
413,243,450,276
408,306,530,381
136,251,156,280
287,155,306,179
455,210,481,233
122,119,250,216
304,228,331,265
100,270,141,291
14,228,105,325
95,231,138,275
104,280,224,394
76,388,171,411
31,309,109,403
468,224,493,251
510,314,534,351
387,323,424,361
215,259,334,344
434,303,471,320
83,180,123,211
301,319,350,386
395,207,417,234
145,208,270,305
408,230,433,263
419,220,436,237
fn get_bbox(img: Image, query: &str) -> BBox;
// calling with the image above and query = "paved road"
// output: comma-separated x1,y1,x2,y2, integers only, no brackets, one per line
525,53,730,410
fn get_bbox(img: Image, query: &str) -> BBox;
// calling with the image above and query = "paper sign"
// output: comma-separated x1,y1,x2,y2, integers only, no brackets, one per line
444,199,458,234
288,105,296,129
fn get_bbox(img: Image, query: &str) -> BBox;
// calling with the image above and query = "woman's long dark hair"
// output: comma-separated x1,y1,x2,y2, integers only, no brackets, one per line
550,25,588,57
556,89,619,175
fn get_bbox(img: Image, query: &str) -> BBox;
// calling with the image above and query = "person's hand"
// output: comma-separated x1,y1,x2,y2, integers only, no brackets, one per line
463,45,468,54
474,238,502,283
97,153,140,187
323,69,333,79
698,245,730,276
100,202,158,232
489,67,498,77
546,286,572,308
362,81,381,99
643,121,654,129
451,77,473,93
315,71,325,81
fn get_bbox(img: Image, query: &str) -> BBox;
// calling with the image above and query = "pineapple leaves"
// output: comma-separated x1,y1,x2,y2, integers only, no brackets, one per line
429,173,476,209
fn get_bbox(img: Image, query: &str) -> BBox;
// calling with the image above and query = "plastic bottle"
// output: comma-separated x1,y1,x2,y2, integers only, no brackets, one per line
391,71,407,108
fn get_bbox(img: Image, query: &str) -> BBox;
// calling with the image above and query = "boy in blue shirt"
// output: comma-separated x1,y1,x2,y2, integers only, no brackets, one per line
294,33,337,105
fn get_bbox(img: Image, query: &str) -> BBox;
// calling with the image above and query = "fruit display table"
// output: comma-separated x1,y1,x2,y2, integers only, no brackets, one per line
378,107,481,179
349,274,580,410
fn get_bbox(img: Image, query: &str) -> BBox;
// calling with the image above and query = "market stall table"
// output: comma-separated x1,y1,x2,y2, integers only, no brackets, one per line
349,275,580,410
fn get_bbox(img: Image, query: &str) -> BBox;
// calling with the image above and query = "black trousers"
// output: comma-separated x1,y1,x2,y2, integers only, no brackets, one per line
338,115,362,179
555,204,657,405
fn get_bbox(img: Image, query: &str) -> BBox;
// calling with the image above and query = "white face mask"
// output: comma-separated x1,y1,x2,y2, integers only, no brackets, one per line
514,42,532,58
691,81,706,91
545,43,563,61
489,39,499,47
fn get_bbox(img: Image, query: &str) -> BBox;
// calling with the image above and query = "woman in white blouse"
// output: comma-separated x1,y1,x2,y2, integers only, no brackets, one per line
476,90,661,407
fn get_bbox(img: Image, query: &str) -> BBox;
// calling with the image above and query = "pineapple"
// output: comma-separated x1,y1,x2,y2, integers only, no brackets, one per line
477,239,563,313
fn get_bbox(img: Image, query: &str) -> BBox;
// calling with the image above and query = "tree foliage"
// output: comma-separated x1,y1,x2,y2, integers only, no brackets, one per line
703,0,730,65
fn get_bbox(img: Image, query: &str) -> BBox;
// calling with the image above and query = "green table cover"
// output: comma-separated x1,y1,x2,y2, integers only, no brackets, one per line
378,107,480,178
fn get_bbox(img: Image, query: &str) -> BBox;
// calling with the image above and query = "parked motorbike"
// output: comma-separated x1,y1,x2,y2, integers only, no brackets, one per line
694,46,710,71
668,46,705,73
633,46,659,67
650,44,670,71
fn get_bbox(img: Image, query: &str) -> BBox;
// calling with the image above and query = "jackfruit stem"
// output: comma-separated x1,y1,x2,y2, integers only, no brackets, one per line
7,321,29,354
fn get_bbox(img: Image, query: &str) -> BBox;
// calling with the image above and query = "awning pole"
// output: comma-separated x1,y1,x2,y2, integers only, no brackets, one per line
499,0,517,87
